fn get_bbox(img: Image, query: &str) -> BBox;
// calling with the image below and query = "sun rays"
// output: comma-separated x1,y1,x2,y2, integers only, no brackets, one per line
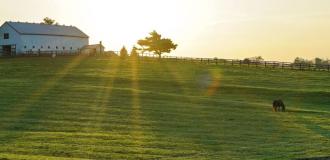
81,58,121,133
0,56,86,130
129,57,145,147
163,61,190,96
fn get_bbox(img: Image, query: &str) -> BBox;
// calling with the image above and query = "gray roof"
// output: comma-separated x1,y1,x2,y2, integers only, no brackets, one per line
5,21,89,38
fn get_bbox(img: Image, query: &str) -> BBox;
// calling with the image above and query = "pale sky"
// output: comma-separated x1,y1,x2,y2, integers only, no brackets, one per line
1,0,330,61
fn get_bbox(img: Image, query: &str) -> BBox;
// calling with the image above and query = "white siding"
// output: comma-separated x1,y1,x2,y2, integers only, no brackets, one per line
0,23,22,55
0,22,89,55
20,35,88,53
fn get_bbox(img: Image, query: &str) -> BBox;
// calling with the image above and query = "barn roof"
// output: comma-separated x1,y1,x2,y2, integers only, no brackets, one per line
4,21,89,38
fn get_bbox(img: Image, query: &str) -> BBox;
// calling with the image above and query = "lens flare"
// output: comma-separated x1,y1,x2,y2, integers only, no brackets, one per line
205,70,221,96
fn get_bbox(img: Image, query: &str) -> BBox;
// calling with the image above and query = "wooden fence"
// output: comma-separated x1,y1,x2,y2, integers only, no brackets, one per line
1,51,329,72
140,53,330,72
21,51,80,56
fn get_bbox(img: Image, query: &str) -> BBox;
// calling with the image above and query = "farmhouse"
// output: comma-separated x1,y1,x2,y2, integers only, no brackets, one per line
0,21,89,56
81,43,105,55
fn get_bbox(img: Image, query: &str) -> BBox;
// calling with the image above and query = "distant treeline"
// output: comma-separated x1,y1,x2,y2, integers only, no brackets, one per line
242,56,329,66
293,57,330,66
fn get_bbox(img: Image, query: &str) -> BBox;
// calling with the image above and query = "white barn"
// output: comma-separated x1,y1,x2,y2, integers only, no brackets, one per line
0,21,89,56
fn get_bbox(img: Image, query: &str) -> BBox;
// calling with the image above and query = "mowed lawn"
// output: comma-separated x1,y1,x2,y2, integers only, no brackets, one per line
0,56,329,160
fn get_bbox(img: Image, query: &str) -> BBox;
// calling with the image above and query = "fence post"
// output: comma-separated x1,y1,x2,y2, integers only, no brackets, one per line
300,63,302,71
231,60,234,66
265,62,267,68
239,60,242,67
328,65,330,72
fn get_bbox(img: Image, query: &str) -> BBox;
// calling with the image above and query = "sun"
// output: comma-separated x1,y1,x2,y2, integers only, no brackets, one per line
72,0,215,52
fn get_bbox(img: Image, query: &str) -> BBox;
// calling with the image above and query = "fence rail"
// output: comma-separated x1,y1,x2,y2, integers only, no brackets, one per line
140,53,330,72
1,51,329,72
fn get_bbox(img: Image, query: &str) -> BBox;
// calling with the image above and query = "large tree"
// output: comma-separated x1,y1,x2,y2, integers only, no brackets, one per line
137,31,177,59
42,17,56,25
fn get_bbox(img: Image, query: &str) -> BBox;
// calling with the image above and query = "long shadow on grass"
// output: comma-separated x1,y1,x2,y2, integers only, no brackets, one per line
135,62,244,158
295,156,330,160
0,56,87,156
0,57,137,159
290,109,330,140
137,62,324,159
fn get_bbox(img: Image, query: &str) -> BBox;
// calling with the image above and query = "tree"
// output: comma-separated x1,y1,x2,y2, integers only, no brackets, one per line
254,56,264,62
130,46,139,58
294,57,312,65
42,17,56,25
243,58,251,64
137,30,177,59
243,56,264,64
120,46,128,58
315,57,323,66
323,59,330,65
294,57,303,64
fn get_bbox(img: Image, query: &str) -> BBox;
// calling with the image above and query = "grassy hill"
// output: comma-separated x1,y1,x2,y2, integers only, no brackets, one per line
0,56,329,160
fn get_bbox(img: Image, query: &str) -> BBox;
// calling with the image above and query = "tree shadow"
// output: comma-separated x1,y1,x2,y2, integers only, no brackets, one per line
0,56,87,154
295,156,330,160
287,109,330,115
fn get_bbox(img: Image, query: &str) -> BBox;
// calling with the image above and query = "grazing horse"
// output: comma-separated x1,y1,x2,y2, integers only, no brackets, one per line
273,100,286,112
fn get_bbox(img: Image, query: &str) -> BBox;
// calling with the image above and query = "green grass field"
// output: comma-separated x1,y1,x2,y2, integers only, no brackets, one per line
0,56,329,160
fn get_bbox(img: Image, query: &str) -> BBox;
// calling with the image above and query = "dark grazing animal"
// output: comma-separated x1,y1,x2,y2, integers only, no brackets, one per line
273,100,286,112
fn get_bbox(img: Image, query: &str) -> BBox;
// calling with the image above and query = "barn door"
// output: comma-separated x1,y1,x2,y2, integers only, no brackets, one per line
11,45,16,56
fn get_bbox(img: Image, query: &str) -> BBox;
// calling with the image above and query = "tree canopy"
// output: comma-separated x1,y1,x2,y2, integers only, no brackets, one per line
294,57,312,65
293,57,330,66
120,46,128,58
243,56,264,64
137,31,177,58
130,46,139,58
42,17,56,25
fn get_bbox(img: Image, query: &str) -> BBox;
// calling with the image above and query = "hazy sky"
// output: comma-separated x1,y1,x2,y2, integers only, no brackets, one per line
1,0,330,61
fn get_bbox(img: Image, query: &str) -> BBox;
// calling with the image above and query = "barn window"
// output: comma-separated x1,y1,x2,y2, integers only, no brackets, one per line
70,47,73,50
4,33,9,39
63,47,65,50
56,46,58,49
24,45,27,49
48,46,50,49
33,46,35,49
41,46,43,49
